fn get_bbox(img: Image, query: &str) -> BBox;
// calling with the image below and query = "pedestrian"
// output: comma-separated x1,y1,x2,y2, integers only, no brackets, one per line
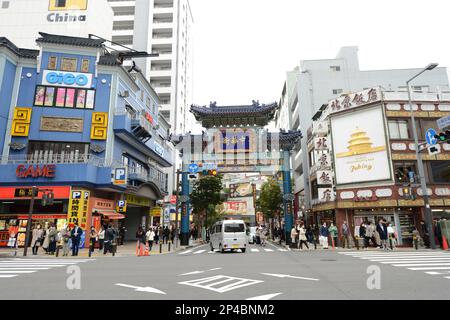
159,226,164,244
387,222,396,250
256,226,261,245
298,224,309,250
98,226,105,252
366,222,377,247
376,219,388,251
164,226,170,244
412,227,420,250
359,223,368,249
89,226,98,256
341,221,350,249
319,222,329,249
136,226,146,256
306,226,315,249
290,226,298,249
42,226,50,254
70,222,83,256
260,226,267,246
435,218,443,249
328,223,338,248
146,227,155,252
31,224,44,255
119,225,126,246
104,224,114,255
61,226,71,256
419,220,430,248
47,225,58,255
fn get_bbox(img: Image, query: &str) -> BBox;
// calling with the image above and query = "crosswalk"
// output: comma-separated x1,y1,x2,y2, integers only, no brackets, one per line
339,251,450,280
0,258,94,279
179,247,289,255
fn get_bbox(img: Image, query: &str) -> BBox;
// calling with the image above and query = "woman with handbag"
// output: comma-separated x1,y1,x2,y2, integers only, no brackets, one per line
298,224,309,250
47,225,58,255
31,224,44,255
290,226,298,249
61,226,71,256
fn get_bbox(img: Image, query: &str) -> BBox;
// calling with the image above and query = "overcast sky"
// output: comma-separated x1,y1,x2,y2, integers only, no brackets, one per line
189,0,450,106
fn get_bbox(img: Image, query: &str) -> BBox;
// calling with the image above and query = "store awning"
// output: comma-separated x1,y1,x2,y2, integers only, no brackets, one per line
99,211,125,220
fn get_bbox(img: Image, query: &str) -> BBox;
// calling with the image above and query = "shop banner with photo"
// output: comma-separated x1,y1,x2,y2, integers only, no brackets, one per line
331,106,392,185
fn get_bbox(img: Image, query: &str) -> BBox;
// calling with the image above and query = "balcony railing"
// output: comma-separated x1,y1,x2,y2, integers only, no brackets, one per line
128,165,167,193
1,154,122,168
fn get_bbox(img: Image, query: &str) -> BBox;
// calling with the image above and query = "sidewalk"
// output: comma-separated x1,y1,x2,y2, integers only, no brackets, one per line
0,239,203,258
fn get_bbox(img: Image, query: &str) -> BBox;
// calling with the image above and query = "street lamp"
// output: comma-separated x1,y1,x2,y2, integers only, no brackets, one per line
406,63,438,249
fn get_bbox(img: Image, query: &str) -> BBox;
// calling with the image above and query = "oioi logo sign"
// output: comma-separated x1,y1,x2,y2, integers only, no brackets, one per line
42,70,93,88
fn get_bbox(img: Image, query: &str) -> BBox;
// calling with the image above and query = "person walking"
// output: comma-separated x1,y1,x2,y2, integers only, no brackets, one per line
319,222,329,249
159,226,164,244
290,226,298,249
419,220,430,248
359,223,368,249
260,226,267,247
164,226,170,244
328,223,338,249
298,224,309,250
61,226,71,256
42,226,50,254
366,222,377,247
306,226,315,249
146,227,155,252
119,225,126,246
88,226,98,256
341,221,350,249
31,224,44,255
70,222,83,256
136,226,146,256
376,219,388,251
98,226,105,252
412,227,421,250
47,225,58,255
387,222,396,250
103,224,115,255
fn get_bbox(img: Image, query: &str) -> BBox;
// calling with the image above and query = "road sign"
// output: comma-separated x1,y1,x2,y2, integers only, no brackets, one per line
428,143,441,156
112,167,128,185
425,128,438,146
437,115,450,129
188,163,199,173
202,163,217,170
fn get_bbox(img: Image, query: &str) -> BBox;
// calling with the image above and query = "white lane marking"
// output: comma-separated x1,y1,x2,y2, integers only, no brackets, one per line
251,248,259,252
0,275,17,278
209,268,222,271
178,275,263,293
408,267,450,271
263,249,274,252
261,273,319,281
207,251,215,254
193,250,206,255
0,262,78,265
446,277,450,280
425,272,444,275
246,293,282,300
178,250,193,255
340,252,447,255
0,270,36,274
115,283,166,294
278,249,288,252
359,255,450,260
179,268,222,276
374,258,450,263
0,265,67,267
393,263,450,267
9,259,93,261
0,267,50,270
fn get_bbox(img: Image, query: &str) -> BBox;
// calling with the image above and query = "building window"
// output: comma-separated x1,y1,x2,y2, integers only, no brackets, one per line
1,1,10,9
332,89,343,95
330,66,341,72
60,57,77,72
429,161,450,183
48,56,57,70
81,59,90,73
388,120,409,139
34,85,95,109
394,162,417,183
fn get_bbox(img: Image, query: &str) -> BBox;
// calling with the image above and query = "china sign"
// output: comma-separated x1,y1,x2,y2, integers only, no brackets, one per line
331,106,392,185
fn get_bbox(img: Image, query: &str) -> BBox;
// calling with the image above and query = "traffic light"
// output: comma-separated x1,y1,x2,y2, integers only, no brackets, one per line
200,169,218,177
41,191,55,206
434,130,450,143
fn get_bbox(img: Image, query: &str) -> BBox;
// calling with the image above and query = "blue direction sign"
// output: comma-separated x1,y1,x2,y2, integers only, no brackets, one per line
188,163,199,173
425,128,438,146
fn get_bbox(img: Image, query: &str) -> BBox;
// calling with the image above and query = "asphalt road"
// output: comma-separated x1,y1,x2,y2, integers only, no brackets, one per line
1,241,450,300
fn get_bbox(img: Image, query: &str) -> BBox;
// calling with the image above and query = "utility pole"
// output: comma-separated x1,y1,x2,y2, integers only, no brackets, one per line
175,169,180,248
23,186,37,257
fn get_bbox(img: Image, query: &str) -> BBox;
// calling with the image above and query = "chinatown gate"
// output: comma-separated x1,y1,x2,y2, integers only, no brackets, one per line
173,101,302,246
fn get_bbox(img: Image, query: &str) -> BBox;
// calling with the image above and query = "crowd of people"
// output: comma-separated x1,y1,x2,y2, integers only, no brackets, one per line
136,224,178,254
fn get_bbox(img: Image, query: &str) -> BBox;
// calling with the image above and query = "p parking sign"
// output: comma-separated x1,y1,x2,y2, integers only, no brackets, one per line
113,167,128,185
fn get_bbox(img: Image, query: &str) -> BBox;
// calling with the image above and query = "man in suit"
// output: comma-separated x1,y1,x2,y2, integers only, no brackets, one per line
376,219,389,251
71,222,83,256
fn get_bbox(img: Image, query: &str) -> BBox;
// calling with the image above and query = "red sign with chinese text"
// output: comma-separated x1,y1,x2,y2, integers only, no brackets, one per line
0,186,70,199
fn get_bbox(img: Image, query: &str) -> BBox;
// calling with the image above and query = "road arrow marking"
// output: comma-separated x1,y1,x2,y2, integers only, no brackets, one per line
261,273,319,281
179,267,222,276
115,283,166,295
246,293,282,300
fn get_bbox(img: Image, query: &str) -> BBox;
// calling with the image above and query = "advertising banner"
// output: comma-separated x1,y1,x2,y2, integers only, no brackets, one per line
67,189,90,229
229,183,253,198
222,201,248,215
331,106,392,185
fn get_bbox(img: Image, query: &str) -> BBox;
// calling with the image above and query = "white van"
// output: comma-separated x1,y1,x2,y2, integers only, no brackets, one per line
210,220,247,253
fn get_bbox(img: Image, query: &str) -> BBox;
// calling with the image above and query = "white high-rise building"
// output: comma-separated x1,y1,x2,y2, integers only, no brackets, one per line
275,46,450,212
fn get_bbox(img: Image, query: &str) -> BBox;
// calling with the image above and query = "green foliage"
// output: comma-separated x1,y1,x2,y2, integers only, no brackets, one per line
190,174,224,215
258,178,283,219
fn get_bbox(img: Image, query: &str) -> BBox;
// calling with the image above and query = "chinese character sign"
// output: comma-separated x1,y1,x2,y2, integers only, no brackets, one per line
67,189,90,229
317,171,333,185
318,188,335,202
315,137,329,151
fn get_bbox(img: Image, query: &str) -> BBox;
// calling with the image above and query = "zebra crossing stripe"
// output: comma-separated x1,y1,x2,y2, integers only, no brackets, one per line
0,270,36,274
178,250,193,255
264,249,274,252
408,267,450,271
193,250,206,255
0,275,17,278
178,275,263,293
425,272,444,275
393,263,450,267
278,249,288,252
251,248,259,252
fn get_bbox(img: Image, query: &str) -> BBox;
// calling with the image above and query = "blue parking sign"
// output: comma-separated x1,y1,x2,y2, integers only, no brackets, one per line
113,167,127,185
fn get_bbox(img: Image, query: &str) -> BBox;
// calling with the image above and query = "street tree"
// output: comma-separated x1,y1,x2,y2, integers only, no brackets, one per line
258,178,283,220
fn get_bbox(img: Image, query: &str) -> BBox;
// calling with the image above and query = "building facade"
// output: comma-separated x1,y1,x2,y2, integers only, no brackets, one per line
0,33,173,247
275,46,450,218
307,87,450,246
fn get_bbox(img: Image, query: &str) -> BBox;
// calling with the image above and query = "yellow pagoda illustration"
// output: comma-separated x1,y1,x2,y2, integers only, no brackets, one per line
336,127,385,158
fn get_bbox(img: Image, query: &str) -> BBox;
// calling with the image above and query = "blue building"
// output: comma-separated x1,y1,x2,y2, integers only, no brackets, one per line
0,33,173,246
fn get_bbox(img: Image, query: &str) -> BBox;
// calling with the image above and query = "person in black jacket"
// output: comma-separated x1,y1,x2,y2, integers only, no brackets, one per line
419,220,430,248
376,219,389,251
70,222,83,256
136,226,146,256
359,223,367,249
